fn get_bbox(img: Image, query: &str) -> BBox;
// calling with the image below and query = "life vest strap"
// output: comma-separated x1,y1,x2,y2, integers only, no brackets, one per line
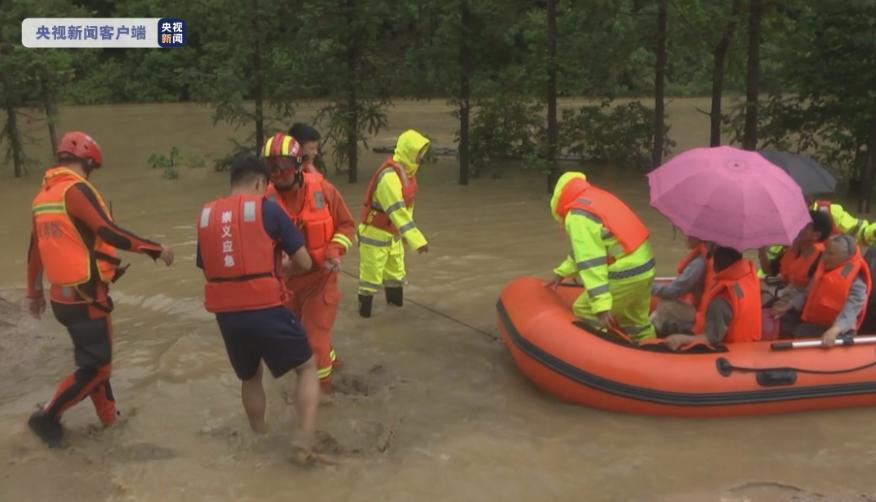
207,272,274,283
93,250,122,265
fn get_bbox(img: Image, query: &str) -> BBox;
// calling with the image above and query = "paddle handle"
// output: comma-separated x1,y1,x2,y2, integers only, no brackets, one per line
771,335,876,350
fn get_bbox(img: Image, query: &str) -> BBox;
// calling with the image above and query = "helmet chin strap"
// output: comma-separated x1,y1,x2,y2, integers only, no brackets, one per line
273,167,304,191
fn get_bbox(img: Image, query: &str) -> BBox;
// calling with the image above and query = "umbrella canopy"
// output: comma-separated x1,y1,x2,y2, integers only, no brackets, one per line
759,149,836,195
648,146,811,251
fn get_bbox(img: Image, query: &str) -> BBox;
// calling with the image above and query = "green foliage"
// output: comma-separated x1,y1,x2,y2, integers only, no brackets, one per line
315,100,388,174
147,146,204,178
468,95,544,177
161,165,179,179
560,101,673,169
147,146,179,169
723,0,876,192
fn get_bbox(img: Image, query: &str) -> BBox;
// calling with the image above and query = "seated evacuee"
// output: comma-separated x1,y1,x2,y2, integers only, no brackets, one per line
768,210,832,289
771,234,872,346
759,196,876,275
664,246,762,350
650,236,712,334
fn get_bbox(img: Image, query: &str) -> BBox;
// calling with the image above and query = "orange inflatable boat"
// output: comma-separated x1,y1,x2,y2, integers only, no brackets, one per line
497,276,876,416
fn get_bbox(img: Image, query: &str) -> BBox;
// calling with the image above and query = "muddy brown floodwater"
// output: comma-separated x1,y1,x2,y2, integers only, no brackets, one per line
1,99,875,501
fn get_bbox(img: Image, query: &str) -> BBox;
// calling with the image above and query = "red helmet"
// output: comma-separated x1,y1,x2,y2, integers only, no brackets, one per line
261,132,302,185
57,131,103,168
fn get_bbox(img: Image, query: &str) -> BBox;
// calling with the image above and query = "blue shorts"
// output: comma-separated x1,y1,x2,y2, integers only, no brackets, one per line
215,306,312,380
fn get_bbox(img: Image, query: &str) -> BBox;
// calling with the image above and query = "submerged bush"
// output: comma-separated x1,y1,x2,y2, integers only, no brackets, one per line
559,101,672,169
469,96,545,177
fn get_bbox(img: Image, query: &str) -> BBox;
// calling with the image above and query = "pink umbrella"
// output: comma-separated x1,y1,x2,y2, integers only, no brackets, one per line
647,146,810,251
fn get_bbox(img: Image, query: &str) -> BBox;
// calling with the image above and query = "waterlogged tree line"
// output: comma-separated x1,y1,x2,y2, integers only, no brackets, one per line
0,0,873,208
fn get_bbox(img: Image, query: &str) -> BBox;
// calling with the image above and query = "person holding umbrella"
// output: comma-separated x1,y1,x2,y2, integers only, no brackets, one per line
757,150,876,274
772,209,833,289
664,246,762,350
648,146,812,349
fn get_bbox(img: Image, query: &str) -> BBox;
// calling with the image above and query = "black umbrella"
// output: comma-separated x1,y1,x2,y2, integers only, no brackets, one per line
758,149,837,195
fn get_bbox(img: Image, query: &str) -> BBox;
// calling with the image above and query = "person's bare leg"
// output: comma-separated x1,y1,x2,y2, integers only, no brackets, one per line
241,364,268,433
292,357,319,447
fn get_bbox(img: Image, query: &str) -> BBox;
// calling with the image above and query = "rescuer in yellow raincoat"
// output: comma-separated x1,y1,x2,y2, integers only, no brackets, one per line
549,172,657,340
357,130,430,318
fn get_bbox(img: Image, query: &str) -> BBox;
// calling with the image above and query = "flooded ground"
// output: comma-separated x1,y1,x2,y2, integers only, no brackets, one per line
1,99,874,501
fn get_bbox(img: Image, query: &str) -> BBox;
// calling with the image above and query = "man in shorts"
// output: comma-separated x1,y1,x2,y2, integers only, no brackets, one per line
196,153,319,451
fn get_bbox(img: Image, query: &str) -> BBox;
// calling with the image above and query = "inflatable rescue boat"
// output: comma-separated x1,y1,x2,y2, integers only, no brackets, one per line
497,276,876,416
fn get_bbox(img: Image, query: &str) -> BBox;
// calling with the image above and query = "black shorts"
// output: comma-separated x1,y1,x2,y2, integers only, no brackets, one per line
215,306,312,380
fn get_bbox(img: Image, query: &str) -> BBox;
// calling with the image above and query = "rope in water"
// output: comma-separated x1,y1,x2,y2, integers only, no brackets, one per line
338,269,498,341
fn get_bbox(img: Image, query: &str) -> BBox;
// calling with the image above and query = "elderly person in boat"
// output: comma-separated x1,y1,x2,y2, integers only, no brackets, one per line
772,234,872,346
664,247,762,350
548,172,656,340
650,235,712,335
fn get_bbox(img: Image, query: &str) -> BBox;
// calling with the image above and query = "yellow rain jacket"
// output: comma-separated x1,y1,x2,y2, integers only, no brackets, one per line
357,130,430,296
550,173,656,332
814,201,875,245
358,129,430,250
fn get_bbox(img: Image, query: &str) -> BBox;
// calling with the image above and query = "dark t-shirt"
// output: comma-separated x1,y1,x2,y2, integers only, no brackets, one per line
196,198,304,268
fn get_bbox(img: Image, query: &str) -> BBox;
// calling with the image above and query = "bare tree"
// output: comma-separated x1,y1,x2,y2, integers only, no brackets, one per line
709,0,742,146
651,0,668,169
742,0,762,150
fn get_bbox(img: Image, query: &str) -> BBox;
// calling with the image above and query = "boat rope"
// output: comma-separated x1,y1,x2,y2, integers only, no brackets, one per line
719,357,876,376
338,269,499,341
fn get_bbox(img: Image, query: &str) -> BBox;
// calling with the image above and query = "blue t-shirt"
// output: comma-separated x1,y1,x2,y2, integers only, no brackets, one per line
196,198,305,268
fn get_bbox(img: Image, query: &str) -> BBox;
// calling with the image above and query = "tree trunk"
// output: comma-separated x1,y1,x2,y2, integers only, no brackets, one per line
545,0,559,192
651,0,668,169
458,0,471,186
709,0,742,147
742,0,762,151
252,0,265,154
39,75,59,154
860,114,876,214
2,81,24,178
347,85,358,184
346,0,358,184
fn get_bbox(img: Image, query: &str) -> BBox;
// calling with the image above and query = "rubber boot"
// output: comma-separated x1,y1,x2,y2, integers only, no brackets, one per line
28,410,63,448
358,294,373,318
385,287,404,307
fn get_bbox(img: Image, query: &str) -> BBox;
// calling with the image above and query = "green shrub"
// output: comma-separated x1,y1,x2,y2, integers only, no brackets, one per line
469,96,545,177
559,101,672,169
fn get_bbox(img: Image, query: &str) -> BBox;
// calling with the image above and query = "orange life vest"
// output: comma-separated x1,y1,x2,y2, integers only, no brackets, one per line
801,247,872,329
815,199,840,235
677,243,713,309
779,242,824,288
31,167,120,288
197,194,285,313
360,157,418,234
556,177,649,254
266,172,335,267
693,259,762,344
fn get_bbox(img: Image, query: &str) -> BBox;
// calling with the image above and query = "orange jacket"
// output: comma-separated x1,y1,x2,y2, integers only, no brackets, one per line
555,176,649,254
360,157,418,235
801,248,872,329
198,194,285,313
31,167,120,288
694,259,762,343
266,172,355,267
677,243,713,310
779,243,824,289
